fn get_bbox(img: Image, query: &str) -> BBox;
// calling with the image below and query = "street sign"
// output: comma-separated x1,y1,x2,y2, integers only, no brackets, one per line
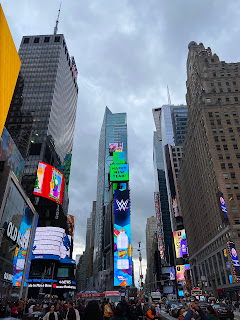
191,289,202,296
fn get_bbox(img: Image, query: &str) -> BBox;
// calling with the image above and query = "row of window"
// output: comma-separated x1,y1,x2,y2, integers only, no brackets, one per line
218,154,240,160
212,127,240,133
211,81,237,87
212,71,238,77
211,119,239,125
209,111,238,117
212,88,238,93
23,36,61,44
215,136,238,142
207,63,238,70
206,97,239,103
220,163,240,169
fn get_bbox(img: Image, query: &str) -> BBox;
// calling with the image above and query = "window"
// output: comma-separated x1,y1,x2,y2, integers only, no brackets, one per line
218,82,221,86
214,136,219,142
226,184,231,190
219,128,224,133
234,144,238,149
231,173,236,179
223,173,228,180
215,112,220,117
235,119,239,124
221,136,226,141
236,154,240,159
54,36,60,42
235,219,240,224
212,89,216,93
235,88,239,92
211,83,214,87
206,98,211,103
231,206,238,212
216,145,221,151
226,119,231,124
218,98,222,102
23,37,29,44
234,97,239,101
226,82,229,86
221,163,226,169
228,163,233,169
220,72,224,77
229,128,233,132
231,136,235,141
233,81,237,85
226,154,231,159
212,129,217,133
227,72,231,76
44,37,50,43
237,194,240,200
226,97,230,102
213,72,216,77
210,120,215,125
218,154,223,160
208,112,213,117
237,127,240,132
227,88,231,92
223,145,228,150
224,112,229,117
34,37,40,43
220,88,223,93
217,120,221,125
233,184,239,189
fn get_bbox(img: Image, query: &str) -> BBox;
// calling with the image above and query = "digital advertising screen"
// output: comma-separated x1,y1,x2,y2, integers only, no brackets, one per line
32,227,71,260
0,127,25,181
110,164,129,182
173,229,188,258
114,190,132,286
33,161,65,204
176,264,190,282
109,143,123,153
218,192,229,221
227,241,240,280
113,152,125,164
67,215,75,240
113,183,127,194
170,267,175,280
154,192,165,259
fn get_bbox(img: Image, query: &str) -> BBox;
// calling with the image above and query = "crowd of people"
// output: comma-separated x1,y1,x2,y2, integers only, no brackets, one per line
0,296,239,320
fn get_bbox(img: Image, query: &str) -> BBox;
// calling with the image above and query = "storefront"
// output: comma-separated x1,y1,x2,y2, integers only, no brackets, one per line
0,171,38,301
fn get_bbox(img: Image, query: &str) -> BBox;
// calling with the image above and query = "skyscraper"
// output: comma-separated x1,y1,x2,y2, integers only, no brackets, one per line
145,216,157,291
94,107,128,284
178,42,240,297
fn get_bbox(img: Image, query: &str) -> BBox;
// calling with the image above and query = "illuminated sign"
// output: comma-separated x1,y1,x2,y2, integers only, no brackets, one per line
67,215,75,240
176,264,190,282
154,192,165,259
227,241,240,281
113,152,125,164
114,190,132,286
173,229,188,258
33,161,65,204
110,164,129,182
109,143,123,153
113,183,127,194
219,193,229,220
32,227,71,260
170,267,175,280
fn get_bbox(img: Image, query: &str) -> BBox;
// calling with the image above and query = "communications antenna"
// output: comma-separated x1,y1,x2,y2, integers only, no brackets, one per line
54,2,62,35
167,85,172,105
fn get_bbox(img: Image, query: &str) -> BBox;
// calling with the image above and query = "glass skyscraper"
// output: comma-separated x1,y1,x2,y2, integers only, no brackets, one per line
94,107,127,275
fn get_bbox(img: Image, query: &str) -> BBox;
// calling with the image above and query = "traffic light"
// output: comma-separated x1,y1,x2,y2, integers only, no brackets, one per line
141,282,144,290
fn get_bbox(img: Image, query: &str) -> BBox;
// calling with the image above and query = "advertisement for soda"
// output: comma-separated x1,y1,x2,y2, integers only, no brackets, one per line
114,189,132,286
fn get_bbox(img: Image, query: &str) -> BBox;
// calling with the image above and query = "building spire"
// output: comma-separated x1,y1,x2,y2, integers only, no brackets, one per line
167,85,172,105
54,2,62,35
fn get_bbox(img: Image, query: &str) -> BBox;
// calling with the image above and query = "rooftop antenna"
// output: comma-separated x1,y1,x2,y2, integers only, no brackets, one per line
167,85,172,105
54,2,62,35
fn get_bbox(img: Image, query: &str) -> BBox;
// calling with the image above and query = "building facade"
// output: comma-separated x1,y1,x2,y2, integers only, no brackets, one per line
145,216,157,292
178,42,240,298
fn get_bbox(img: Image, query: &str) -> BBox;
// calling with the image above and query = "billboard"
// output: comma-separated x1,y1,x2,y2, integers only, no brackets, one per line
67,215,75,240
154,192,165,259
0,4,21,137
218,192,229,221
0,127,25,181
113,152,125,164
173,229,188,258
113,182,127,194
33,161,65,204
114,190,132,286
109,143,123,153
110,164,129,182
176,264,190,282
227,241,240,281
32,227,71,260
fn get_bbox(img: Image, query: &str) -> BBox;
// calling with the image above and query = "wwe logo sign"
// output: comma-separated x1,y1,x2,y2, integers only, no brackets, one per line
116,199,129,211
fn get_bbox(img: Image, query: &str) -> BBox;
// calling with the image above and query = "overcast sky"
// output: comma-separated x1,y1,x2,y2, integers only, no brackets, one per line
3,0,240,286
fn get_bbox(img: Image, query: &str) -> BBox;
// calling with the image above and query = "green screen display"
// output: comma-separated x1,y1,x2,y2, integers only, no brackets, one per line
113,151,125,164
110,164,129,182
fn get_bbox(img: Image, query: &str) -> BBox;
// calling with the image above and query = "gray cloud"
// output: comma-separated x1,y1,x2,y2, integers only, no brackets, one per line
3,0,240,285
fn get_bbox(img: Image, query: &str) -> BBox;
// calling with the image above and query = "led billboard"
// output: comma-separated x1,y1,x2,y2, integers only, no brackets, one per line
109,143,123,153
173,229,188,258
218,192,229,221
227,241,240,281
113,183,127,194
114,190,132,286
110,164,129,182
32,227,71,260
33,161,65,204
176,264,190,282
0,127,25,181
154,192,165,259
113,152,125,164
67,215,75,240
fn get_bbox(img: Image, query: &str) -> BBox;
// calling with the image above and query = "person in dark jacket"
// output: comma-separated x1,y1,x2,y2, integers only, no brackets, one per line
183,301,208,320
83,300,102,320
206,305,219,320
66,301,76,320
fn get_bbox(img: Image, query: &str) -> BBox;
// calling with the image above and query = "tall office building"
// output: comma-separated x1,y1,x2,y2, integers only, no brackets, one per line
94,107,127,276
178,42,240,297
5,31,78,298
145,216,157,291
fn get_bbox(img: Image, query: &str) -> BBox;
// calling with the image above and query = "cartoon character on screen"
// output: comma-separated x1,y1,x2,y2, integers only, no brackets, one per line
51,174,59,198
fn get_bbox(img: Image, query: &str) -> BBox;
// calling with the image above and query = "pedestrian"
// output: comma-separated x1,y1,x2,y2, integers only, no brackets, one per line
11,302,20,318
73,302,80,320
43,304,58,320
183,301,207,320
66,301,76,320
147,304,158,320
112,304,127,320
206,305,219,320
177,308,187,320
155,304,161,316
104,299,114,319
83,300,102,320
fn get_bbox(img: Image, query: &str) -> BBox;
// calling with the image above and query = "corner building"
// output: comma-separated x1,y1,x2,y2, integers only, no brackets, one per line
178,42,240,298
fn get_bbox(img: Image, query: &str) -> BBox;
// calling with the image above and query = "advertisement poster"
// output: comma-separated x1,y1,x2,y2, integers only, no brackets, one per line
114,190,132,286
227,241,240,280
176,264,190,282
110,164,129,182
113,183,127,194
0,127,25,181
32,227,71,260
33,161,65,204
67,215,75,240
219,192,229,221
109,143,123,153
12,205,34,287
113,152,125,164
173,229,188,258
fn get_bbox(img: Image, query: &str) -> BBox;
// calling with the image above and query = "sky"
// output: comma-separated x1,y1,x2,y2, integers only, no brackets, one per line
2,0,240,286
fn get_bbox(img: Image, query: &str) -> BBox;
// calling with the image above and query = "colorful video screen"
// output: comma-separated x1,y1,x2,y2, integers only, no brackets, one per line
33,161,65,204
173,229,188,258
109,143,123,153
114,190,132,286
113,151,125,164
110,164,129,182
176,264,190,282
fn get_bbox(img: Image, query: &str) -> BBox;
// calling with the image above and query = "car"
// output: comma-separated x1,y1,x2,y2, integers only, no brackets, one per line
169,303,185,317
198,301,209,312
212,303,234,320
